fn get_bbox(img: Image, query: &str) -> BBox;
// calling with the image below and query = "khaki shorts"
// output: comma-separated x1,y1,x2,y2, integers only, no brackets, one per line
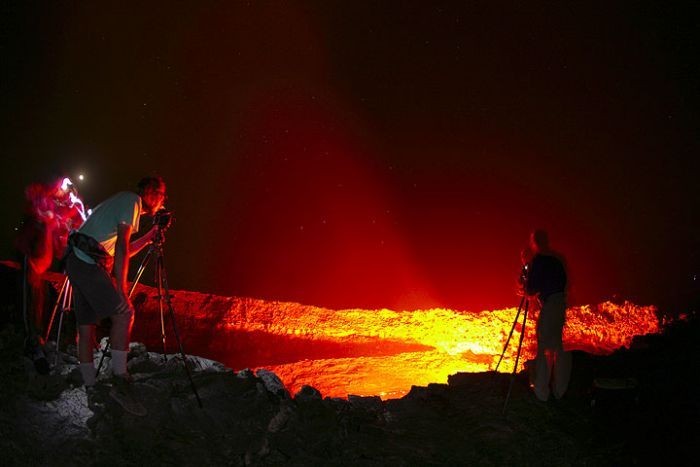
65,252,133,325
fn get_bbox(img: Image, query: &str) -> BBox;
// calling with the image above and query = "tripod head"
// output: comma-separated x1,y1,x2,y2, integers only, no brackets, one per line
519,247,533,288
519,263,530,286
154,208,173,230
152,208,174,246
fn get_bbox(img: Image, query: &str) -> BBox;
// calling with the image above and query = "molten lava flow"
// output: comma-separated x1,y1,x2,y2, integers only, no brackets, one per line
128,286,660,400
256,301,659,399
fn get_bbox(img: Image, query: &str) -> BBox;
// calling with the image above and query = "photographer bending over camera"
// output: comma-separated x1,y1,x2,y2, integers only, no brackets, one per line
65,176,166,412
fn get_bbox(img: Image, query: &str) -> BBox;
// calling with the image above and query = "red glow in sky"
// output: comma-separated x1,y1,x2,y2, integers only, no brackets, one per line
213,93,442,311
2,2,698,313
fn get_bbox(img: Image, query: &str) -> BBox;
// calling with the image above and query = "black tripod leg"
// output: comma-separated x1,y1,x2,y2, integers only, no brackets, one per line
158,255,203,408
493,296,525,373
503,299,529,414
55,283,72,358
156,255,168,361
130,247,155,297
45,276,69,342
96,338,111,375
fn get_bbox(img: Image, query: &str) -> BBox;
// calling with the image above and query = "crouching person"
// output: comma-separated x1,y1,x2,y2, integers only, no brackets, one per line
65,176,166,415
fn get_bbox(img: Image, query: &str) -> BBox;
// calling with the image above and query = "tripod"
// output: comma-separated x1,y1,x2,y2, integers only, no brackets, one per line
493,293,529,414
45,275,73,366
97,228,202,408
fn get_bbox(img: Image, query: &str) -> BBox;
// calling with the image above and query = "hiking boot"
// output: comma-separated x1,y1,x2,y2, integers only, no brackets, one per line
25,338,50,375
109,374,147,416
86,385,103,411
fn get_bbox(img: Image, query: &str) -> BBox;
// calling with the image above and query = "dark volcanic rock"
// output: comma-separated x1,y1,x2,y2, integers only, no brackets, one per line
1,313,698,466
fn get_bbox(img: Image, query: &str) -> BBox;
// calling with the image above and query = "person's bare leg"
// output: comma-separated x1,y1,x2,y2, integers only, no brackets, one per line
78,324,97,386
533,347,552,401
106,307,146,415
78,325,96,362
109,308,134,376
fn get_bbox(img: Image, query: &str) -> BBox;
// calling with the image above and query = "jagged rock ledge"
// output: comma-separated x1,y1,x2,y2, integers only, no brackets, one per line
2,314,698,466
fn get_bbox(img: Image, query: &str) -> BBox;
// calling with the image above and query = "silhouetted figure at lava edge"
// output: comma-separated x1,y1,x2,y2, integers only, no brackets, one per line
523,229,572,401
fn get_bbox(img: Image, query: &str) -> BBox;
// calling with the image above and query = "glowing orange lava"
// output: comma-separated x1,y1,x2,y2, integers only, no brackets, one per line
223,299,659,399
125,284,660,401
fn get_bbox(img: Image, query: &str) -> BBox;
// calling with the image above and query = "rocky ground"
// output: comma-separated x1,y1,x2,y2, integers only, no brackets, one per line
1,313,698,467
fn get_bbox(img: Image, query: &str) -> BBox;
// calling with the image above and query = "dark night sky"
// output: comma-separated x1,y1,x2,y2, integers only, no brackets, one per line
2,2,698,312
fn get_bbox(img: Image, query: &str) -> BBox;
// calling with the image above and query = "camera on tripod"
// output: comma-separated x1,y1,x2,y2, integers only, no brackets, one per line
518,247,532,288
519,263,529,286
153,208,173,230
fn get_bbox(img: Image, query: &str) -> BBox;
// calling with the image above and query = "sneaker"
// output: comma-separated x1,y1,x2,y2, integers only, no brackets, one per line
86,385,102,411
25,338,50,375
109,375,147,416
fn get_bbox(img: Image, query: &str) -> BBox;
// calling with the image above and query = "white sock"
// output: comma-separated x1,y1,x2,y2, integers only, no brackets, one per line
111,350,128,376
80,363,96,387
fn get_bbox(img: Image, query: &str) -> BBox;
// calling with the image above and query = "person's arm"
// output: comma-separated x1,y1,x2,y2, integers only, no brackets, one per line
114,223,132,296
128,226,158,257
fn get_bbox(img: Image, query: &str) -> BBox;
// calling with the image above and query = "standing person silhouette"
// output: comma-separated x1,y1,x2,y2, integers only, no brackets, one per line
524,229,572,401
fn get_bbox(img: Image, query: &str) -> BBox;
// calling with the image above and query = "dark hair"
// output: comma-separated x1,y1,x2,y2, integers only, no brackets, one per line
137,176,165,195
531,229,549,249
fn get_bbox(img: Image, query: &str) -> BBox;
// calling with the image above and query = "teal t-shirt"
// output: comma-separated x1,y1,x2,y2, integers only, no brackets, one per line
73,191,141,264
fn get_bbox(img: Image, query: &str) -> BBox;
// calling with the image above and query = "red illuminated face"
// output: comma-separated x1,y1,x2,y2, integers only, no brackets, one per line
142,183,167,216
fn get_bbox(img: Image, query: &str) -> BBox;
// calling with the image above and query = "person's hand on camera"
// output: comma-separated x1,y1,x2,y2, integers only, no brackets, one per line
153,209,173,231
